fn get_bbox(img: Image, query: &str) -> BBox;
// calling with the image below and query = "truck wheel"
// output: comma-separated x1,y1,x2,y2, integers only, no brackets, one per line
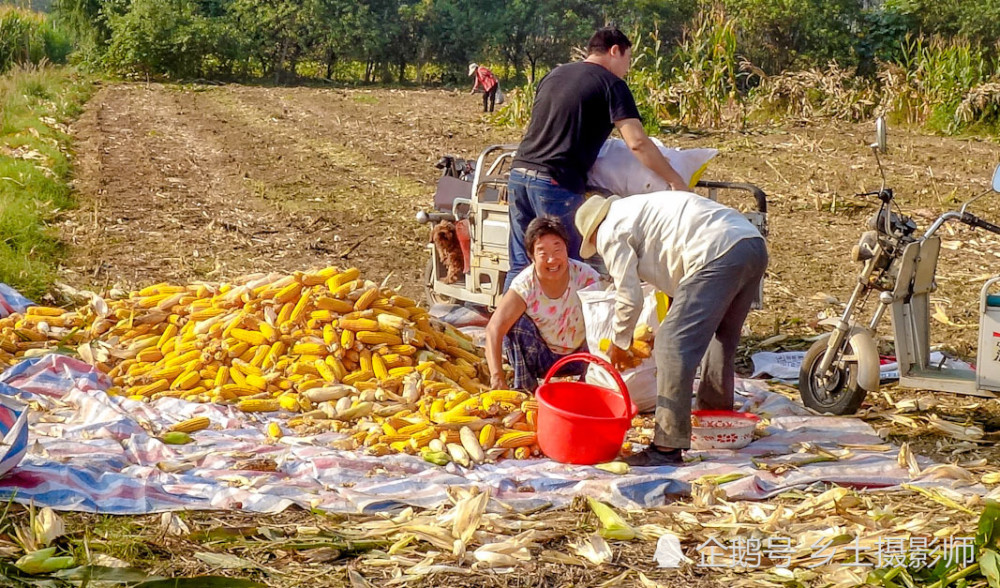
423,258,455,307
798,334,867,415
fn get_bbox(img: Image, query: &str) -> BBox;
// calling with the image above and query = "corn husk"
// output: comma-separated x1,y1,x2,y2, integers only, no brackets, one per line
587,497,638,541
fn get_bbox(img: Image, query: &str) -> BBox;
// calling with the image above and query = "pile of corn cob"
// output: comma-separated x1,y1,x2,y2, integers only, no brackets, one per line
0,306,92,368
0,266,541,465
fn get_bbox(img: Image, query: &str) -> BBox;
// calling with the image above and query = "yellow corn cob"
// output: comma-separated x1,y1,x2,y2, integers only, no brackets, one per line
331,280,356,298
322,324,337,346
479,424,497,449
132,380,170,397
249,343,271,368
521,399,539,413
342,370,374,386
379,434,411,444
310,310,334,323
278,394,300,411
374,304,410,319
276,302,295,326
449,346,482,365
238,345,256,363
163,349,200,368
227,341,250,358
411,427,436,447
389,295,416,308
171,370,201,390
25,306,66,317
445,391,471,411
293,342,328,356
372,354,388,380
325,356,347,381
289,286,313,323
356,331,402,346
148,365,185,381
482,389,528,410
387,344,417,356
231,328,267,346
353,288,380,311
341,329,355,348
432,412,481,425
315,359,337,382
496,431,536,449
340,318,379,332
266,422,283,439
258,321,278,342
214,366,230,388
188,306,225,322
526,410,537,428
220,384,259,397
156,323,179,349
328,267,360,288
245,374,268,390
230,366,249,387
239,398,280,412
170,416,210,433
136,348,164,363
359,349,373,373
274,282,303,305
289,361,319,377
439,430,462,444
263,341,286,369
316,297,355,313
397,422,429,436
376,313,407,334
514,447,531,460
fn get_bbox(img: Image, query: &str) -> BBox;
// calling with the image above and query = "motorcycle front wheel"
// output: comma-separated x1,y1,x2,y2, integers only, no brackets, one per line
798,334,868,415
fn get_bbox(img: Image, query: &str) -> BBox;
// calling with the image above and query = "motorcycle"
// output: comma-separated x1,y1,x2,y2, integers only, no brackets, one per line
799,118,1000,414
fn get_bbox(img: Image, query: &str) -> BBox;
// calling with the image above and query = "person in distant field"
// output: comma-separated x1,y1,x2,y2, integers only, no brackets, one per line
485,216,600,391
504,27,687,291
575,193,768,467
469,63,499,113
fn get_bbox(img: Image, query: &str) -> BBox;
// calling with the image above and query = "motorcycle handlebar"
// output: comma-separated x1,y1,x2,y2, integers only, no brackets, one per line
961,212,1000,235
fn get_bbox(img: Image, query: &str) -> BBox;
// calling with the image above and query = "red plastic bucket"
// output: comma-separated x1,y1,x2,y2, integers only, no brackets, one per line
535,353,637,465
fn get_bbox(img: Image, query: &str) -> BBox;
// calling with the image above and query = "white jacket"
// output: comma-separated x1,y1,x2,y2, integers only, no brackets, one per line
595,191,764,349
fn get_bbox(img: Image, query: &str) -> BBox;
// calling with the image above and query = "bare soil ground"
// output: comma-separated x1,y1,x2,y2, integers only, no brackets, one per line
50,82,1000,586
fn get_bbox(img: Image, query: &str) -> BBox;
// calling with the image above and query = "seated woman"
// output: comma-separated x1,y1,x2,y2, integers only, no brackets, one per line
486,216,600,391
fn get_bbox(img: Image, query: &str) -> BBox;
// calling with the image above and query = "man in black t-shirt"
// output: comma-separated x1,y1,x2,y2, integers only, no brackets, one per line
505,27,686,291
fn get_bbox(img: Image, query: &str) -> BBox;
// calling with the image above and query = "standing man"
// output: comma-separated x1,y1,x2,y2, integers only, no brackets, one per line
505,27,686,290
575,192,768,467
469,63,499,113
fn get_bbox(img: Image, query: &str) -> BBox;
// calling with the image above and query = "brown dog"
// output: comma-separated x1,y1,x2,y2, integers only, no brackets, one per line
431,220,465,284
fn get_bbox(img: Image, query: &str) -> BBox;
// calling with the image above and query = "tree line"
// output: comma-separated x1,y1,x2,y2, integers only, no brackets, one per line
25,0,1000,85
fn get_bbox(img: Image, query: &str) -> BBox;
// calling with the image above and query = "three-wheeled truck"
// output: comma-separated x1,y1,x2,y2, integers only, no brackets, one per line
416,144,770,309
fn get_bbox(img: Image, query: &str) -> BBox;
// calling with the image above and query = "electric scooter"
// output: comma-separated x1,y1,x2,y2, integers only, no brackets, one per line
799,118,1000,414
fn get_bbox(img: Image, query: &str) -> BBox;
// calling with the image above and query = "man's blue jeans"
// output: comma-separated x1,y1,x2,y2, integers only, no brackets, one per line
504,169,584,291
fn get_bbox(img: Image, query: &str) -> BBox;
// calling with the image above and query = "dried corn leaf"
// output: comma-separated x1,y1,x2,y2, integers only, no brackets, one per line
572,533,613,566
901,484,975,514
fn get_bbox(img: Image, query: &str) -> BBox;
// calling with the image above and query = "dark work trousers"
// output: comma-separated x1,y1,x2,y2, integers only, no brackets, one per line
504,169,584,291
483,86,497,112
653,237,768,449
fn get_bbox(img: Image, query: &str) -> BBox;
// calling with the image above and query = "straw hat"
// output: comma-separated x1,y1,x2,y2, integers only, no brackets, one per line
468,63,478,76
575,195,619,258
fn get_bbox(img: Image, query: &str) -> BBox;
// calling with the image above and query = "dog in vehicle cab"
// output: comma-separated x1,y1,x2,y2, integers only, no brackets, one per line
431,220,464,284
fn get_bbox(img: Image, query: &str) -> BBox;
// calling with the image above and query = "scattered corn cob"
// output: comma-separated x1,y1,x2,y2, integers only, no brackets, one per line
169,416,210,433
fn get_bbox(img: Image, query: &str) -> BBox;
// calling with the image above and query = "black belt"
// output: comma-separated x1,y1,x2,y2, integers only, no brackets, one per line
511,167,552,180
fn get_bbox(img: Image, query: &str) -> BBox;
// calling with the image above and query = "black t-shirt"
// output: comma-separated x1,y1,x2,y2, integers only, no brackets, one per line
513,61,641,194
